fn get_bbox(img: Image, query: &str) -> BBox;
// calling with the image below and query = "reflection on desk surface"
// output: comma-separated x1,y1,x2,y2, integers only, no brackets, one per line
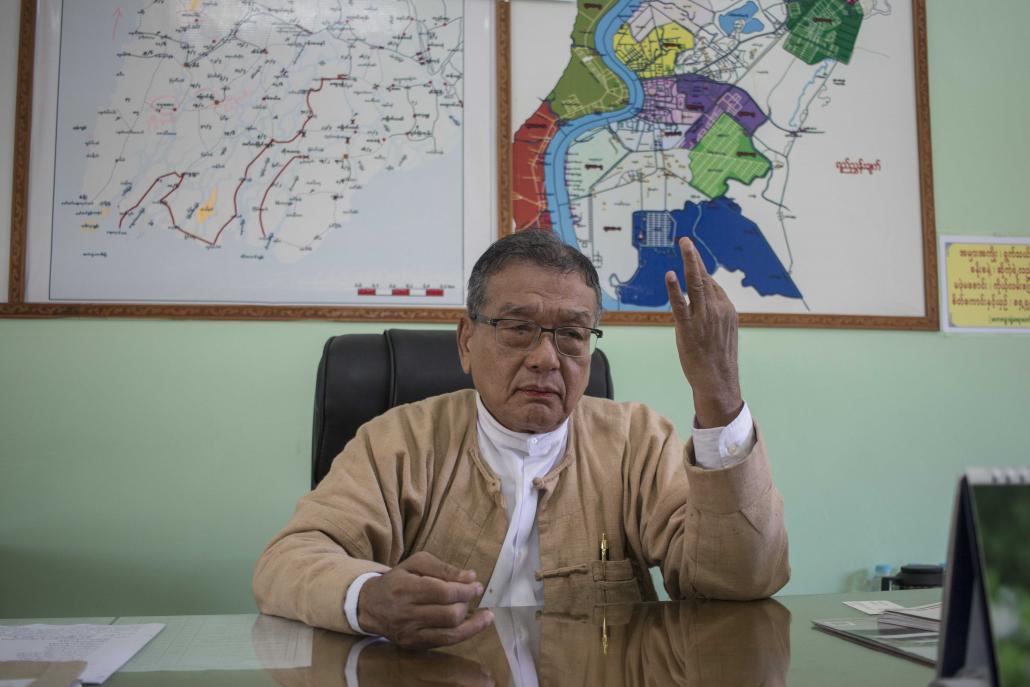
258,599,790,687
2,592,939,685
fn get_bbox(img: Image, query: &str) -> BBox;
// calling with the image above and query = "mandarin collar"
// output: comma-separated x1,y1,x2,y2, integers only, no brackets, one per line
475,393,569,458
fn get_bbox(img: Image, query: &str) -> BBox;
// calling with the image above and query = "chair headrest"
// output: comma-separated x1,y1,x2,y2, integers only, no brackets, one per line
311,328,614,487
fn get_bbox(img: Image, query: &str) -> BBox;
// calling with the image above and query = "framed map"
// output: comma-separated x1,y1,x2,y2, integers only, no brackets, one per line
509,0,937,329
3,0,508,320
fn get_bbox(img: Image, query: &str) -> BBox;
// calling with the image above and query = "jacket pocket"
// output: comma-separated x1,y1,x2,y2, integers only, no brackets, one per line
538,558,643,611
590,559,642,605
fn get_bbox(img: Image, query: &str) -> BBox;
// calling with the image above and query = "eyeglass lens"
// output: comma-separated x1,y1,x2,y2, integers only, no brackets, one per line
494,320,594,357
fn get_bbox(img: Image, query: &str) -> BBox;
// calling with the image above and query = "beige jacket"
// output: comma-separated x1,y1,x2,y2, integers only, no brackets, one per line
252,390,789,633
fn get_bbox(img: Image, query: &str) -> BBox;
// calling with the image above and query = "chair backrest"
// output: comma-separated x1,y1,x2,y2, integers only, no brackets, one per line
311,329,615,487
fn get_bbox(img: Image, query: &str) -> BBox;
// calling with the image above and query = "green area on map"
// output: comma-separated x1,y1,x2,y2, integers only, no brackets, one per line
784,0,863,65
688,114,772,199
546,0,628,121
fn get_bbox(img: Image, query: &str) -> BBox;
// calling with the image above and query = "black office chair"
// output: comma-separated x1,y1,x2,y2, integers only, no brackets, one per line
311,329,615,487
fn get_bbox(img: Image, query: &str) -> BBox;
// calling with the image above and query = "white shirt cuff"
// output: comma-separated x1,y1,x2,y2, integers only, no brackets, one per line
344,571,383,635
691,401,755,469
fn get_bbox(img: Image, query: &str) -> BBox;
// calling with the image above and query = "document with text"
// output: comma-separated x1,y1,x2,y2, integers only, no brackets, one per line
0,623,163,684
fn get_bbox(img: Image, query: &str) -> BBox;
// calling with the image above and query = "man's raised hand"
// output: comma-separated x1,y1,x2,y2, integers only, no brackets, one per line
664,237,744,428
357,551,494,649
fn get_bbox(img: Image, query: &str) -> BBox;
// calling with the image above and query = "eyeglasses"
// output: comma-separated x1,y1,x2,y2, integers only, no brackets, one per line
470,314,603,358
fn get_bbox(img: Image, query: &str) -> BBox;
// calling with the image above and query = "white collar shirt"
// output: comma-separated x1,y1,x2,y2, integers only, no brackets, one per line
475,393,568,608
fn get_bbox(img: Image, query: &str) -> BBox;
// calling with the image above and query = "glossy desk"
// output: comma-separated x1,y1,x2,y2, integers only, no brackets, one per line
7,590,939,686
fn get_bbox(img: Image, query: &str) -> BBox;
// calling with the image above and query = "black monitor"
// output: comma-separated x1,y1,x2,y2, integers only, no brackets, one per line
934,468,1030,687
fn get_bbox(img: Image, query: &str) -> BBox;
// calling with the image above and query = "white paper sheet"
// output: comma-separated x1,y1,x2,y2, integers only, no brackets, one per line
116,615,311,672
842,600,905,615
0,624,163,684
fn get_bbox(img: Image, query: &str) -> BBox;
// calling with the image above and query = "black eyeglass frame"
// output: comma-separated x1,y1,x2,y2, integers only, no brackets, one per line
469,313,604,358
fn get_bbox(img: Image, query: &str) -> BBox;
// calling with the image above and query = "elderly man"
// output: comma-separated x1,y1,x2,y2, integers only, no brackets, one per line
253,230,789,649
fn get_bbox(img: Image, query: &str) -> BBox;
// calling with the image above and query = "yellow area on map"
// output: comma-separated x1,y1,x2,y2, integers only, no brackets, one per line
197,189,217,223
188,0,202,12
945,241,1030,329
614,23,694,79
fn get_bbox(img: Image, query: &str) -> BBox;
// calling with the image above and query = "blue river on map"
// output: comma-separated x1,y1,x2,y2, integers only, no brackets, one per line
541,0,800,309
541,0,646,310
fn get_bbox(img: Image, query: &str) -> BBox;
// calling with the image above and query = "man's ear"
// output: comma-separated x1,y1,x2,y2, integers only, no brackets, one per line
456,314,474,374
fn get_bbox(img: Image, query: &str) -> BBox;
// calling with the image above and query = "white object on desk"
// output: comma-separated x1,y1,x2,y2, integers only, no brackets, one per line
0,623,163,684
879,602,942,631
842,600,905,615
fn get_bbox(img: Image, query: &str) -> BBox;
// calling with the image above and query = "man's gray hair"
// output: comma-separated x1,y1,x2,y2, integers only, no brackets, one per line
466,229,603,318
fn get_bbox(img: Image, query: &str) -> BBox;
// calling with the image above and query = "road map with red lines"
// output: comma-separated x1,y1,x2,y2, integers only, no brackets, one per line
47,0,467,304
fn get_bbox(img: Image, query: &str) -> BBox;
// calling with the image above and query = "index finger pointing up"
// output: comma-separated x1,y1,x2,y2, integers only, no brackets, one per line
678,237,707,316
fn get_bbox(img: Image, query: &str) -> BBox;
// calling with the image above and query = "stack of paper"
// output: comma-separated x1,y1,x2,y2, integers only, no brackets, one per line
877,602,942,632
0,623,163,684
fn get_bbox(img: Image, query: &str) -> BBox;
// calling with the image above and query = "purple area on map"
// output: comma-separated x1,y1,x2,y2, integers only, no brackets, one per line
638,74,767,149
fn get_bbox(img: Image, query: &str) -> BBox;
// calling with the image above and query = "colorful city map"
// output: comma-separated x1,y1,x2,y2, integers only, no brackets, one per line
512,0,877,312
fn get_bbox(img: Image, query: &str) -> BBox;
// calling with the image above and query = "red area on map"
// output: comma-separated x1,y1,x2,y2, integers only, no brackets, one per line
512,102,559,230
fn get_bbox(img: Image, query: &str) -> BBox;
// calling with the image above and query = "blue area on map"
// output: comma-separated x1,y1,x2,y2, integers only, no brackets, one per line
616,197,802,306
719,2,765,35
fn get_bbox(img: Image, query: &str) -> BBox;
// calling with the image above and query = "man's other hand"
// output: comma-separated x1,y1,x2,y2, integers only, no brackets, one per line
665,237,744,429
357,551,494,649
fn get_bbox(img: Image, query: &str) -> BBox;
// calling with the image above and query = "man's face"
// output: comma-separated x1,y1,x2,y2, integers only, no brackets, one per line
457,262,598,434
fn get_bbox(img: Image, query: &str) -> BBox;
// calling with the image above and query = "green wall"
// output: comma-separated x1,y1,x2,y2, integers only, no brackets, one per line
2,1,1029,617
